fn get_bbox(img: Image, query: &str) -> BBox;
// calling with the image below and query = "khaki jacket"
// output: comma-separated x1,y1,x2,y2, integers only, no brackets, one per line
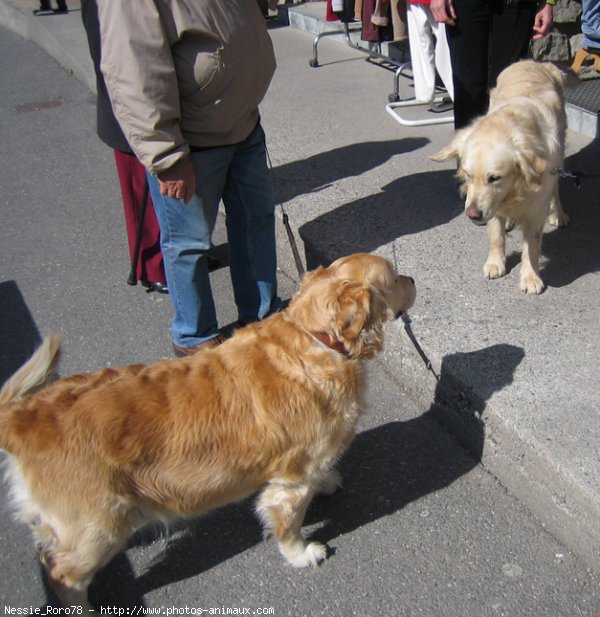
96,0,276,174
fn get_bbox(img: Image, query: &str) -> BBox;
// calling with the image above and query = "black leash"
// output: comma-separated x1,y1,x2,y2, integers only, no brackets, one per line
265,145,305,277
552,167,600,190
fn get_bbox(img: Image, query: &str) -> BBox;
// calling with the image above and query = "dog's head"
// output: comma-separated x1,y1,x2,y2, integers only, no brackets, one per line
287,253,416,359
431,107,548,225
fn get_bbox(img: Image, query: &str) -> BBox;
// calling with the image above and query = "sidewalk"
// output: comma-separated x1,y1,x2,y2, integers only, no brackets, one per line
2,0,600,577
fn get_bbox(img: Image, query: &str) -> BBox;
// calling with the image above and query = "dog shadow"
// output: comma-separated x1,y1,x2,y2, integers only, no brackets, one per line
84,344,522,606
540,140,600,288
306,343,524,547
298,170,461,269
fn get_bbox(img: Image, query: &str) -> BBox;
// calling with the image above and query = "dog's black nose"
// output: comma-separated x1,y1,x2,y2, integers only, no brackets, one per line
409,277,415,284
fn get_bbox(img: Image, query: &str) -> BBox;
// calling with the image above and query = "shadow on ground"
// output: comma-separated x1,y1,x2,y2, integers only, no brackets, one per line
299,170,461,268
0,281,42,386
542,140,600,288
79,344,523,607
270,138,429,207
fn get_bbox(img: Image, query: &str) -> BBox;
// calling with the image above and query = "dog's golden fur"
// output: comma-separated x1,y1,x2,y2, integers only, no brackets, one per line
0,253,415,608
432,60,578,294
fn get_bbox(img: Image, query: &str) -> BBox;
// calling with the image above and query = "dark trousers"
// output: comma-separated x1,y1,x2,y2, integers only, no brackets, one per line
446,0,537,128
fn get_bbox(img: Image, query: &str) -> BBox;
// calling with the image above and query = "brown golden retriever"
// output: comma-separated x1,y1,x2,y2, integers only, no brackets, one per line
0,253,415,608
432,60,577,294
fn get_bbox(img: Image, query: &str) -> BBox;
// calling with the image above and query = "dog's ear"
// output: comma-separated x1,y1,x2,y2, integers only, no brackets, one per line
513,134,547,191
333,282,387,358
334,281,371,343
430,126,472,162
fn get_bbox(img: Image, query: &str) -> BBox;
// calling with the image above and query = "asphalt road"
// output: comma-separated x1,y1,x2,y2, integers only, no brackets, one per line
0,24,599,617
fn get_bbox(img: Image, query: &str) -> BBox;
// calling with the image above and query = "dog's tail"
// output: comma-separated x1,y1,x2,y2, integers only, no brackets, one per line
0,334,63,406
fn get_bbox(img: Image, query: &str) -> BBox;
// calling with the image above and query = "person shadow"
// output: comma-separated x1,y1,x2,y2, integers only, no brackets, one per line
82,344,523,606
298,169,461,269
269,138,430,207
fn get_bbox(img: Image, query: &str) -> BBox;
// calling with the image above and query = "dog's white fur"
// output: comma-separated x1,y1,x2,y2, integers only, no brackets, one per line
0,253,416,608
432,60,577,294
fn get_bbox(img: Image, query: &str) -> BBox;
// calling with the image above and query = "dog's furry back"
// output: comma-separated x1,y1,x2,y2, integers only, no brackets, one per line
0,253,416,606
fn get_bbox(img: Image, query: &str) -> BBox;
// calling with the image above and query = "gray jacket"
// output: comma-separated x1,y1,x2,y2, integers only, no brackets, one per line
96,0,276,174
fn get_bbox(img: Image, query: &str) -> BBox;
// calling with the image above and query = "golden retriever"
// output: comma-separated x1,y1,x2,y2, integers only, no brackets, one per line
432,60,577,294
0,253,415,608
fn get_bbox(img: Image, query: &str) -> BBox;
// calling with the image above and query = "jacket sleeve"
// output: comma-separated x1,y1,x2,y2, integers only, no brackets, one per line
95,0,189,174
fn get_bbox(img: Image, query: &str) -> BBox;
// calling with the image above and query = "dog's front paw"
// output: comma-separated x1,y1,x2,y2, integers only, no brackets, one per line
484,259,506,280
520,271,545,295
282,541,328,568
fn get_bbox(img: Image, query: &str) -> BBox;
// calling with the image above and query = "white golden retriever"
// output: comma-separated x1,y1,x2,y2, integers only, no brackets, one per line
0,253,415,608
432,60,577,294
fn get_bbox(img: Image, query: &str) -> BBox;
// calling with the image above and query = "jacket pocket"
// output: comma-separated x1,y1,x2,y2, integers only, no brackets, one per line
172,34,223,101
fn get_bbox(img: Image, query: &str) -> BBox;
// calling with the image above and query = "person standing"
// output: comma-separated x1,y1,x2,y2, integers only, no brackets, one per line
406,0,454,105
33,0,67,15
95,0,281,356
81,0,167,294
581,0,600,52
431,0,554,128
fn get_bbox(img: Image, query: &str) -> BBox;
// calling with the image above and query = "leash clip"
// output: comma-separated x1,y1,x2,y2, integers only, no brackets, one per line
553,167,582,189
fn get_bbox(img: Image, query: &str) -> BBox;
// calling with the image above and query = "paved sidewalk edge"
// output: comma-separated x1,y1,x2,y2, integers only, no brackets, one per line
0,1,95,93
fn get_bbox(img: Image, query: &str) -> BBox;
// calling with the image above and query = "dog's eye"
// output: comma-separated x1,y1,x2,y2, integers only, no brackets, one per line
487,175,501,184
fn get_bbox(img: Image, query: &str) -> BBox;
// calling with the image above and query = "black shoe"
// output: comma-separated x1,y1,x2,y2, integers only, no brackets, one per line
142,281,169,294
430,97,453,113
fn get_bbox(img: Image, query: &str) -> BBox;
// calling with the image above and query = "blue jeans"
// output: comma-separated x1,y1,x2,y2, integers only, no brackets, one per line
582,0,600,50
147,123,280,348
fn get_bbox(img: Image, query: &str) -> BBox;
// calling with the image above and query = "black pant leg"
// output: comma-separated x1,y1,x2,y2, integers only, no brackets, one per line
446,0,494,129
489,0,537,87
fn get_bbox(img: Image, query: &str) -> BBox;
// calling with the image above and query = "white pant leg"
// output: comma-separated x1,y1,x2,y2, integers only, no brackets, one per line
407,4,435,102
430,19,454,100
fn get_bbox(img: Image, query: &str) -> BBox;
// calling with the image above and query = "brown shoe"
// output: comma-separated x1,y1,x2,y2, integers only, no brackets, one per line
172,334,225,357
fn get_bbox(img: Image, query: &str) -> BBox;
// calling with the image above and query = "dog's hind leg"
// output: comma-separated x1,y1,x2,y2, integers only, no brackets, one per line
317,468,342,496
256,481,327,568
40,520,131,609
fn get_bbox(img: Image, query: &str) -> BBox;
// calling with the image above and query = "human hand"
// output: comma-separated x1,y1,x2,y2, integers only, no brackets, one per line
532,3,553,40
157,157,196,203
431,0,456,26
